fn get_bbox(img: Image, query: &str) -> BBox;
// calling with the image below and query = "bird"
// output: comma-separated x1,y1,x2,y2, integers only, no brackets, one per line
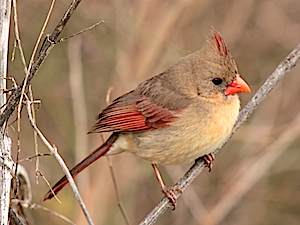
41,29,250,208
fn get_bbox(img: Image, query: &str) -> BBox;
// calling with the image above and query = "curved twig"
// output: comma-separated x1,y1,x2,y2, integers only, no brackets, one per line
25,100,94,225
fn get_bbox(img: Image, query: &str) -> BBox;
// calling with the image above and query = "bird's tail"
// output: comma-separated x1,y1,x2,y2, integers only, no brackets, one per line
41,133,119,202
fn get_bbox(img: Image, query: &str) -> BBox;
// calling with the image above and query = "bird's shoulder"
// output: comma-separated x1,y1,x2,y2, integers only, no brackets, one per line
134,72,193,110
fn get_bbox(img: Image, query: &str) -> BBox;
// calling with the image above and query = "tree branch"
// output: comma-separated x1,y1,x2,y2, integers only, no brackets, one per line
139,43,300,225
0,0,82,127
25,100,94,225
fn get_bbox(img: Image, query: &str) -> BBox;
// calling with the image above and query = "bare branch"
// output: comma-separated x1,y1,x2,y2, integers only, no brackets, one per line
18,153,51,163
37,170,62,204
0,0,82,127
12,0,27,70
59,20,105,43
106,157,131,225
25,100,94,225
11,200,75,225
13,0,56,184
28,87,40,184
139,43,300,225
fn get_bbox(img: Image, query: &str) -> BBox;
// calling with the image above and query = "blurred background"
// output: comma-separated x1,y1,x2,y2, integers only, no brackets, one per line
7,0,300,224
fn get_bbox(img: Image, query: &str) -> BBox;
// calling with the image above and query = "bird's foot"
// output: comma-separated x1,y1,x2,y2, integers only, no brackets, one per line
161,185,182,209
203,153,215,172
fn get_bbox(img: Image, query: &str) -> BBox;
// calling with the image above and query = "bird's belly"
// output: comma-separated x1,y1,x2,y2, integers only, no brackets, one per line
131,123,232,165
120,99,239,165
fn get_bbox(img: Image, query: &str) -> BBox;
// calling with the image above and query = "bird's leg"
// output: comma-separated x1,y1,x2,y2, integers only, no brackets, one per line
151,164,182,209
202,153,215,172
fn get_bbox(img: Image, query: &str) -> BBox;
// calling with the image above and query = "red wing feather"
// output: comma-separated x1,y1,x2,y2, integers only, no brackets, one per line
89,93,178,133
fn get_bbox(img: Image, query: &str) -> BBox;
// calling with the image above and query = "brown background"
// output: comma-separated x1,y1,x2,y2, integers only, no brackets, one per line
8,0,300,224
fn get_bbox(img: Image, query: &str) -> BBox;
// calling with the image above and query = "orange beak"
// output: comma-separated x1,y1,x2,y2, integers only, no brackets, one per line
225,75,251,96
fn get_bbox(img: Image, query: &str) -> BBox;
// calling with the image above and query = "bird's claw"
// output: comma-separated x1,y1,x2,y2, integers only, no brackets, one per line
203,153,215,172
161,185,182,209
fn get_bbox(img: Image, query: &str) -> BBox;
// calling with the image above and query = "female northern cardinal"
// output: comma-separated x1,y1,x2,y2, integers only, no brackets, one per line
42,29,250,207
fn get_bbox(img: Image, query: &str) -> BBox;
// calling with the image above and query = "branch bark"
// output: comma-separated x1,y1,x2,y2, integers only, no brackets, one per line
139,43,300,225
0,1,13,225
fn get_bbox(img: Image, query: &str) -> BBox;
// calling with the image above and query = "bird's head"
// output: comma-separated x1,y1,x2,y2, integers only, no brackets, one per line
184,28,251,100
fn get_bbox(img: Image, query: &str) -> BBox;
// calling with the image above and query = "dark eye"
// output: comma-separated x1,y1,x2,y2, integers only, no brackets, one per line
212,78,223,85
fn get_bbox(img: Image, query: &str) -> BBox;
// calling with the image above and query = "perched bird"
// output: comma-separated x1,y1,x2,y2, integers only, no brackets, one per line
42,29,250,207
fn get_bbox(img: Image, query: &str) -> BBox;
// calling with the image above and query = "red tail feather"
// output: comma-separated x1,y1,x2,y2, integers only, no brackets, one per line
41,133,119,202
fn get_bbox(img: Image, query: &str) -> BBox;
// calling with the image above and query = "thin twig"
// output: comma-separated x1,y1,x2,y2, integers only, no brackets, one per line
12,0,27,70
103,87,130,225
27,0,56,75
139,43,300,225
106,157,131,225
12,0,56,199
15,0,56,173
18,0,56,185
25,100,94,225
12,0,28,200
11,40,17,61
11,199,75,225
36,170,61,204
0,0,82,127
59,20,105,43
15,0,56,147
18,153,51,163
28,86,40,183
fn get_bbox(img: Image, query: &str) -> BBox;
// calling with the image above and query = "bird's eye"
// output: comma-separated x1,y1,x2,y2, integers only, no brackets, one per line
212,78,223,85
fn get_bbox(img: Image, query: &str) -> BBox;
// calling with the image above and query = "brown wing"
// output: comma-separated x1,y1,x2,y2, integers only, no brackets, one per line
89,92,179,133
